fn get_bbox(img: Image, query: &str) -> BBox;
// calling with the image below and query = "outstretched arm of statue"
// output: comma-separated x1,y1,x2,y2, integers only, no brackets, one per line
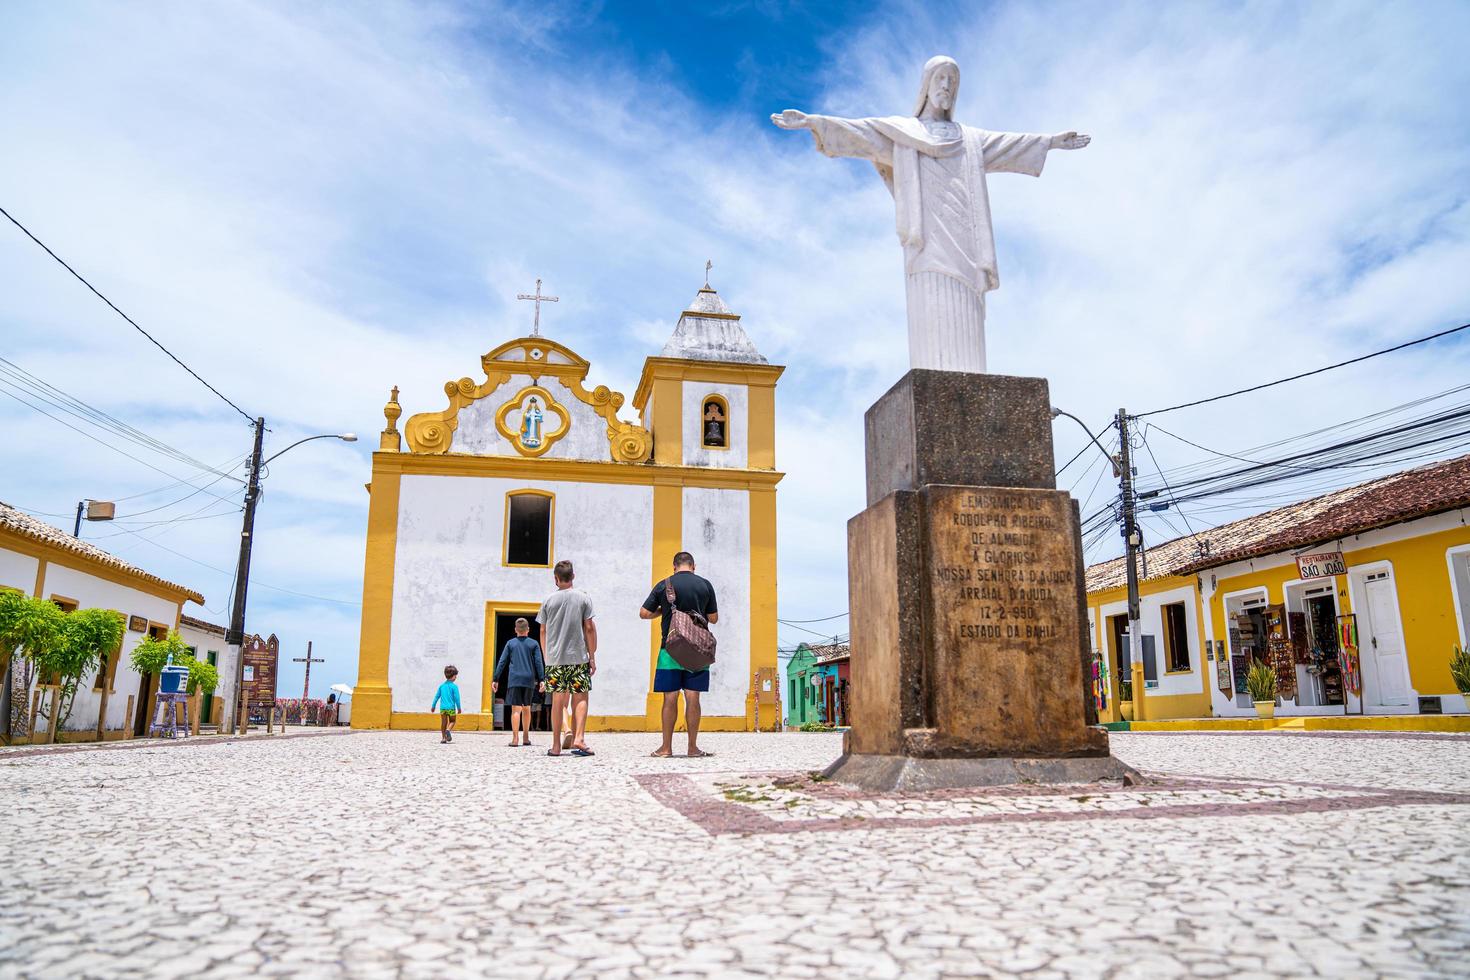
1050,131,1091,150
771,109,893,165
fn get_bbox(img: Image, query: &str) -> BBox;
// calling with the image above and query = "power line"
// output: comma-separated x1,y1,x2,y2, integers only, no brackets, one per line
0,359,240,480
105,523,360,606
1138,428,1204,544
1135,320,1470,419
777,619,848,639
1137,404,1470,499
0,385,243,502
0,205,254,422
777,612,849,624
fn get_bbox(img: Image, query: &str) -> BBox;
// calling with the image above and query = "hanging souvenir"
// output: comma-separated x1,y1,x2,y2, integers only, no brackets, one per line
1337,614,1361,697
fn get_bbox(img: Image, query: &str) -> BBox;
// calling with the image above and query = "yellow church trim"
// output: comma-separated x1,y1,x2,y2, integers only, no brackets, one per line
402,336,652,461
632,356,784,414
501,489,556,569
351,466,402,729
371,451,783,491
483,600,543,713
747,384,776,470
748,487,778,729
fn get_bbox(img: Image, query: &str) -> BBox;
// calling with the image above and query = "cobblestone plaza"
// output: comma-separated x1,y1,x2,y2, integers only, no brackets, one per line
4,730,1468,978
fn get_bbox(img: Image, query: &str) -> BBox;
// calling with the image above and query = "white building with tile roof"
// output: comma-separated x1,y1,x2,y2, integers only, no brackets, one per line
1,500,206,742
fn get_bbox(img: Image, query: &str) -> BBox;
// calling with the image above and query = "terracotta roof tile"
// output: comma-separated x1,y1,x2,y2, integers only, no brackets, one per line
1085,453,1470,593
0,501,205,604
806,641,850,663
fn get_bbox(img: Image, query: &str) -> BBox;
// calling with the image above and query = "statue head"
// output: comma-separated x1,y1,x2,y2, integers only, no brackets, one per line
914,55,960,118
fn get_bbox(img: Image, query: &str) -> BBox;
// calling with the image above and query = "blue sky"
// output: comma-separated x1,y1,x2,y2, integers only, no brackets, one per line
3,0,1469,695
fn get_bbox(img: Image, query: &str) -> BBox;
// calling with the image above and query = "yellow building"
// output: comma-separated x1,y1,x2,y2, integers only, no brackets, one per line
1087,455,1470,722
352,282,783,732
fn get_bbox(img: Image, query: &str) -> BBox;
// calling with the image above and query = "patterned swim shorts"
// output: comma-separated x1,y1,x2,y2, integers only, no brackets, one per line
545,663,592,694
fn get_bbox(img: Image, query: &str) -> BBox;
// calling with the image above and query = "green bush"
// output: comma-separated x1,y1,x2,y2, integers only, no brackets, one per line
1245,659,1277,703
1119,679,1133,702
1450,645,1470,696
798,720,834,732
0,594,122,729
130,630,219,696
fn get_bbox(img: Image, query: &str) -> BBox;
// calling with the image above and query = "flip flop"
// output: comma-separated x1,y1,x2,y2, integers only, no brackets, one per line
546,750,561,757
649,750,672,758
571,748,595,757
687,749,714,758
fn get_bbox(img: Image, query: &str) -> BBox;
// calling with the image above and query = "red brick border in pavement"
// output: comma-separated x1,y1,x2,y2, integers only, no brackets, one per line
635,770,1470,836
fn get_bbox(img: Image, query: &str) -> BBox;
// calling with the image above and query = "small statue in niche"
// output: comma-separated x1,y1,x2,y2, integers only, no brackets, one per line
520,396,544,449
703,401,726,447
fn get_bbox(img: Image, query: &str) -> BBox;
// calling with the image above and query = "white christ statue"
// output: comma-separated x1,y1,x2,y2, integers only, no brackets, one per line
771,55,1089,374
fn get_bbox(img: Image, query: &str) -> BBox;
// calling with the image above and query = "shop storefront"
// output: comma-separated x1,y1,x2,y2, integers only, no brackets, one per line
1088,454,1470,721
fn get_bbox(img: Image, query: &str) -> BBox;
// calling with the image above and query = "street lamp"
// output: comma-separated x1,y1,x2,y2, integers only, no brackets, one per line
226,422,356,733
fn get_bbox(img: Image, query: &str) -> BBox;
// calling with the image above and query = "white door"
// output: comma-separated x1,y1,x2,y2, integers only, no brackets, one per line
1362,573,1411,706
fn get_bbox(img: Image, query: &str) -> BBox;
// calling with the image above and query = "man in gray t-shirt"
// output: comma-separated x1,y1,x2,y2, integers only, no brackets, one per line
536,559,598,756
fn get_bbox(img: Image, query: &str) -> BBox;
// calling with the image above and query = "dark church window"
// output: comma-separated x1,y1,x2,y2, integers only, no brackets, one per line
702,396,729,449
505,491,553,567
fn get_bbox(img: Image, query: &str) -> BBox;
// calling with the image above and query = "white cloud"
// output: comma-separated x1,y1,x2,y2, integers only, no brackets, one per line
3,0,1468,691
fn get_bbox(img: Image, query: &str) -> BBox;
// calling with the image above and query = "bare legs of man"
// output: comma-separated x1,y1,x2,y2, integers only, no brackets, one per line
654,690,708,757
683,690,706,757
548,691,568,756
570,693,591,753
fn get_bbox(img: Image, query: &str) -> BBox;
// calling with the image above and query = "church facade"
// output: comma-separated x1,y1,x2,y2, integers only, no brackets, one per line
352,283,782,732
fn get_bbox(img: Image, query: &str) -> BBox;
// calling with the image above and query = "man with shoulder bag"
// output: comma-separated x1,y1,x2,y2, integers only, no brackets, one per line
640,551,718,758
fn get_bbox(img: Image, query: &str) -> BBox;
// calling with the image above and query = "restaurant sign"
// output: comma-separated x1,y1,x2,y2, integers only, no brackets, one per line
1296,550,1347,580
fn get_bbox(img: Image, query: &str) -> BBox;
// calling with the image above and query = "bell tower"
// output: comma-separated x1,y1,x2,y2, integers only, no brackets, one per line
633,278,784,727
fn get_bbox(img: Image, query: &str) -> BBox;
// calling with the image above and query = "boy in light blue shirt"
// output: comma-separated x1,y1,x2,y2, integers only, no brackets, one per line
431,665,462,743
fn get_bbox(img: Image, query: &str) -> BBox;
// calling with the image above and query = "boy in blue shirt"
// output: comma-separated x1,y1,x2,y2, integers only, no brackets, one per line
431,665,461,743
492,617,546,747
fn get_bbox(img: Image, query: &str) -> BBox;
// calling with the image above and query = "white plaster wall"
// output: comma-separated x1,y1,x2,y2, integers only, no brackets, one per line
682,382,748,469
36,563,181,732
1138,585,1204,696
0,547,39,592
389,475,654,715
452,376,614,461
1091,591,1203,697
177,621,240,723
681,487,751,716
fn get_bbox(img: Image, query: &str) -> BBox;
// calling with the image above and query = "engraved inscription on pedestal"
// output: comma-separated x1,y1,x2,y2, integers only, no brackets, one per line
925,485,1102,757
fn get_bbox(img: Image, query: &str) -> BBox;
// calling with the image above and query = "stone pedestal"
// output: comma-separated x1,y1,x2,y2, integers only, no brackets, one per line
825,370,1137,791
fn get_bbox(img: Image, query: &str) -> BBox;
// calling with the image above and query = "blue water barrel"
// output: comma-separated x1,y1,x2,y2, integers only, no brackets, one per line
159,664,190,694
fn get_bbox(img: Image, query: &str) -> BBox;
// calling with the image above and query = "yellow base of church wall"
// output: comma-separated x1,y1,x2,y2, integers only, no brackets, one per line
377,710,753,733
350,687,394,729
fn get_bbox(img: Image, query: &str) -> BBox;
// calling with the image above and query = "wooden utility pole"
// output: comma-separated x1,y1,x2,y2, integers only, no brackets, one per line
226,418,266,734
1116,409,1145,721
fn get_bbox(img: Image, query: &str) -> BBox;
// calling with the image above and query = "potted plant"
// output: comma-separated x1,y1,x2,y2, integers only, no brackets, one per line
1246,659,1278,719
1118,679,1134,722
1451,644,1470,698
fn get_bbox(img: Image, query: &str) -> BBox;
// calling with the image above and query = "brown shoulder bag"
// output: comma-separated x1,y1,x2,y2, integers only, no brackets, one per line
663,577,716,671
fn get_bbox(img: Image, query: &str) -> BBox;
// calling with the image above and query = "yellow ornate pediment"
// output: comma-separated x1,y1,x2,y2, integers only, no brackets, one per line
402,337,652,462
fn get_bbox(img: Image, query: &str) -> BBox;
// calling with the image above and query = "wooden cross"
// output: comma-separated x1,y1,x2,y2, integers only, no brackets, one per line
293,641,324,702
516,278,559,337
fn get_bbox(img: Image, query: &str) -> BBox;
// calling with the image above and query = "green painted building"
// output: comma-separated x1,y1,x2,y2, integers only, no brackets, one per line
783,641,850,728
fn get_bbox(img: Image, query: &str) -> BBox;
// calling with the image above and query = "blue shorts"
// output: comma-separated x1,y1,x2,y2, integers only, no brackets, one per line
653,666,710,693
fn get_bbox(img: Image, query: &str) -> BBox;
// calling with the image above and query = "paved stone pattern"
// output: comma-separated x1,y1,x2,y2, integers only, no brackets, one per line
3,730,1468,978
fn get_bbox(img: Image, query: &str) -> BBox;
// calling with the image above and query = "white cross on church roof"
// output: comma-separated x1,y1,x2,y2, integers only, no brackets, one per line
516,278,559,337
